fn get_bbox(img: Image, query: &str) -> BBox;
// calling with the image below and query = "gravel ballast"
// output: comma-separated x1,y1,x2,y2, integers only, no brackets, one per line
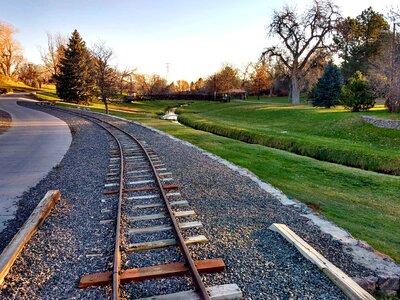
0,103,378,299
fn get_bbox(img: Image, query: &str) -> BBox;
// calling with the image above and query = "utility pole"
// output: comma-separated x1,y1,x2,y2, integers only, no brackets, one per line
392,23,396,84
166,62,170,82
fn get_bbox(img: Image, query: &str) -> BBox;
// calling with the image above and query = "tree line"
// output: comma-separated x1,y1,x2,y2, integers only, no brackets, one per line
1,0,399,113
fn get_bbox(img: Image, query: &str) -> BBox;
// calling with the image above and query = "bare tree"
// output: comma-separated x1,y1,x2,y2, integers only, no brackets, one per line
0,20,24,78
92,42,118,114
118,67,136,95
240,61,254,90
134,73,168,96
39,32,67,78
262,0,340,105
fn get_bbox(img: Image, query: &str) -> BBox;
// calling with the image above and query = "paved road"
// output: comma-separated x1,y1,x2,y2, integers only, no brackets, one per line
0,94,71,232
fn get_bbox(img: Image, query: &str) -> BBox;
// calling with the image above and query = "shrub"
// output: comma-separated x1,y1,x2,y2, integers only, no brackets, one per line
32,80,40,89
0,88,7,94
312,62,343,108
6,87,13,93
341,71,375,112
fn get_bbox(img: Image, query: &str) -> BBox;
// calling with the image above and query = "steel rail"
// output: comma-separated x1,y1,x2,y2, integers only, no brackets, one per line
45,105,210,300
43,106,125,299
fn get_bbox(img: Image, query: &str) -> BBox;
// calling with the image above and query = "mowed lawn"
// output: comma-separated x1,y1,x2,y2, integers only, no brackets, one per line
177,101,400,175
54,99,400,262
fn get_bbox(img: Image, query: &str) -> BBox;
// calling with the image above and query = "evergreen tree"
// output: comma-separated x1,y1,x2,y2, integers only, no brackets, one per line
55,30,97,104
341,71,375,112
312,62,343,108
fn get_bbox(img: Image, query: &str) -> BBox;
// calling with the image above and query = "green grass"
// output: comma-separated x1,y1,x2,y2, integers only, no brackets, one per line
176,101,400,175
55,100,400,262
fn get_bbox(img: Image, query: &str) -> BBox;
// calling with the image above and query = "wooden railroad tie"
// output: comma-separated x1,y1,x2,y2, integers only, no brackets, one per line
104,184,179,195
78,258,225,289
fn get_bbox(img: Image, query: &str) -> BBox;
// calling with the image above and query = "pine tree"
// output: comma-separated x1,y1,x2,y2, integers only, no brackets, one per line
55,30,97,104
312,62,343,108
341,71,375,112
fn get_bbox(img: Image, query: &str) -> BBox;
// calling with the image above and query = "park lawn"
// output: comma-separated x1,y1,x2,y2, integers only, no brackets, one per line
176,101,400,175
55,101,400,262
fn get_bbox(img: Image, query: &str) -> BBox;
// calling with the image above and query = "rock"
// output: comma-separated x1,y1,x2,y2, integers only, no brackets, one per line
377,272,400,291
375,289,398,297
353,276,377,293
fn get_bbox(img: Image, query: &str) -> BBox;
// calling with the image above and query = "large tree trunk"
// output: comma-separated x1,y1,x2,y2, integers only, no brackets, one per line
103,97,109,114
291,74,300,105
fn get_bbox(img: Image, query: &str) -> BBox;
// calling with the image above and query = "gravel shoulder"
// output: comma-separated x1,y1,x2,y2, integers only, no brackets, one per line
0,109,11,134
0,103,374,299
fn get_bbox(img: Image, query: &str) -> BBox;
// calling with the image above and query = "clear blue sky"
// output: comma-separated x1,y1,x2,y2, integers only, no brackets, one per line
0,0,398,82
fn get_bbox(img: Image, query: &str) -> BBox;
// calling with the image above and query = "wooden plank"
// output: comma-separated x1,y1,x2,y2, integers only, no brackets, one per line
180,221,202,229
127,170,149,174
127,180,154,185
133,200,188,210
128,194,159,200
128,213,166,221
126,235,208,252
166,192,181,197
138,284,242,300
79,258,225,288
133,203,163,209
170,200,188,206
0,190,61,284
269,223,375,300
174,210,196,217
129,221,202,234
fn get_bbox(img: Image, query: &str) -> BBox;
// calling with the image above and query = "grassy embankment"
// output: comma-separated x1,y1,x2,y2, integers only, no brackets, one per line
54,97,400,262
176,100,400,175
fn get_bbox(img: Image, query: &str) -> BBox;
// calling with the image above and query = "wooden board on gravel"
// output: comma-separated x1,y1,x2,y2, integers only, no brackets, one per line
269,223,375,300
0,190,61,285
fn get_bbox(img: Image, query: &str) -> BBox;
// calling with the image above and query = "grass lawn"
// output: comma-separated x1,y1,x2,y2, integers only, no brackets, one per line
176,101,400,175
55,100,400,262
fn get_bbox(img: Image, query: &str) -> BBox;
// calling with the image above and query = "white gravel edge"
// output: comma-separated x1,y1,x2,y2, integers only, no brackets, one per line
84,109,400,279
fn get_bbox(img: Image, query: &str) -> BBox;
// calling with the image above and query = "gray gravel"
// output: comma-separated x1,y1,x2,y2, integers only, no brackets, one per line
0,104,373,299
79,109,364,299
0,102,112,299
0,109,11,134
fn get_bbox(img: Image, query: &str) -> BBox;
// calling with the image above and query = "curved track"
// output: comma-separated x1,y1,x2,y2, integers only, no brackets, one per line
44,105,241,300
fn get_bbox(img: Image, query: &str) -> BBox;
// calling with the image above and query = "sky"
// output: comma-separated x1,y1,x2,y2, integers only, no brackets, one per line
0,0,399,82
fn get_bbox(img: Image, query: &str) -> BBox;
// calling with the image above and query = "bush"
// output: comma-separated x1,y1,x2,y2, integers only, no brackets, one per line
32,80,40,89
341,71,375,112
312,62,343,108
0,88,7,94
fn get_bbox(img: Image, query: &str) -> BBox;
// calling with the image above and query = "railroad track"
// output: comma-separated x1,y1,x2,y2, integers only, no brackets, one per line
44,104,242,300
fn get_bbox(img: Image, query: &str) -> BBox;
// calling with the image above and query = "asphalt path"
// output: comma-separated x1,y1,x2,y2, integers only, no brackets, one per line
0,94,71,232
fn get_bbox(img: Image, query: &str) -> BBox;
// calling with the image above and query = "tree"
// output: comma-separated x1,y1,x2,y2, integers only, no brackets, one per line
249,62,272,99
117,67,136,95
334,7,389,79
205,64,241,95
176,79,189,92
54,30,97,104
92,42,118,114
368,9,400,112
0,20,24,78
312,62,343,108
134,73,168,95
262,0,340,105
17,63,49,87
194,78,205,93
40,32,67,78
340,71,375,112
